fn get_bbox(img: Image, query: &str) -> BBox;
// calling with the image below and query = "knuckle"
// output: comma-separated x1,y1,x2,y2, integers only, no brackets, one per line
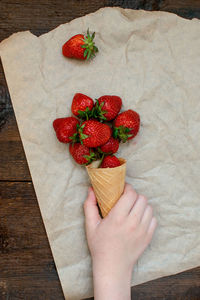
115,217,123,226
129,221,137,232
147,205,153,214
127,189,137,200
124,184,135,194
125,183,132,189
139,194,147,203
138,225,146,237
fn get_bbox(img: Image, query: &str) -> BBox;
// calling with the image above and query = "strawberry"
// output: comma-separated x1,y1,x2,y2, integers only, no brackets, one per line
53,117,79,143
100,137,119,154
62,29,98,60
79,120,111,147
71,93,94,119
113,109,140,142
101,155,121,168
94,95,122,121
69,143,95,165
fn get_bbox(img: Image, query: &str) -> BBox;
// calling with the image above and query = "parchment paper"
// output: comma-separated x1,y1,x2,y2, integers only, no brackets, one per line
1,7,200,300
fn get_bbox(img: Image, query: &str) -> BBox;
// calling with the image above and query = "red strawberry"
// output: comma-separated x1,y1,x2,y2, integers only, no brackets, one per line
53,117,79,143
94,95,122,121
100,137,119,154
79,120,111,147
69,143,95,165
113,109,140,142
101,155,121,168
71,93,94,119
62,29,98,60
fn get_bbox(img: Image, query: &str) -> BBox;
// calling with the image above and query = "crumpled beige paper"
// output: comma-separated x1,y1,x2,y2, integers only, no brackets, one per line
1,7,200,300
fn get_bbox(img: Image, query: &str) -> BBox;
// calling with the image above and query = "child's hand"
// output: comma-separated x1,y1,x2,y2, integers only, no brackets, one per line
84,183,157,300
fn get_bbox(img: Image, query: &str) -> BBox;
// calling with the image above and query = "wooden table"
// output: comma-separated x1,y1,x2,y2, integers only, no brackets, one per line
0,1,200,299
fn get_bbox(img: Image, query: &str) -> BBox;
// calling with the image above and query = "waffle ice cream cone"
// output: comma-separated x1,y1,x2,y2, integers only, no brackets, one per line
86,158,126,217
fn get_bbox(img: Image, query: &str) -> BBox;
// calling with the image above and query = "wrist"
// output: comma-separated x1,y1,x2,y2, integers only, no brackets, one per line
93,258,132,279
92,258,132,300
92,253,133,277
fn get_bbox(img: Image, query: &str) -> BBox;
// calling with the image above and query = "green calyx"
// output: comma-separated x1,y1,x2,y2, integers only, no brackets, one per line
69,124,81,143
78,123,89,144
77,107,93,120
97,147,104,154
77,100,107,122
113,126,133,143
97,147,112,155
98,153,105,168
83,151,96,165
92,99,107,121
81,28,98,60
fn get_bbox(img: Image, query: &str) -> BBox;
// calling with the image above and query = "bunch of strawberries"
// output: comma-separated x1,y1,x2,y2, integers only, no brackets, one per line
53,93,140,168
53,30,140,168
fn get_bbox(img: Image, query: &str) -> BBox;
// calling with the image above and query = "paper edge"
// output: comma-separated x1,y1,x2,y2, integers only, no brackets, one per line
0,7,199,49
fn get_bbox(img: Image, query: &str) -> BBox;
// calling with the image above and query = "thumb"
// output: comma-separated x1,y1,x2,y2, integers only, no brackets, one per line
84,187,101,232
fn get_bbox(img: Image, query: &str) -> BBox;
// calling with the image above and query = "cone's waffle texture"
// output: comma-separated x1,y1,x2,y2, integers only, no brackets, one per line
86,158,126,217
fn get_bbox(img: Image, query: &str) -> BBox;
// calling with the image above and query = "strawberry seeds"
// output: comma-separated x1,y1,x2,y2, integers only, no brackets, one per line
53,93,140,168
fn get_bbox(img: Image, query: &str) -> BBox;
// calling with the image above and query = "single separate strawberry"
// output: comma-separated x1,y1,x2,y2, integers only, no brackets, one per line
71,93,94,119
53,117,79,143
113,109,140,142
101,155,121,168
94,95,122,121
100,137,119,154
79,120,111,147
62,29,98,60
69,143,95,165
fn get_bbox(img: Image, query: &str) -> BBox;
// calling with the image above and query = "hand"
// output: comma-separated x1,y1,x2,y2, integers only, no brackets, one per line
84,183,157,300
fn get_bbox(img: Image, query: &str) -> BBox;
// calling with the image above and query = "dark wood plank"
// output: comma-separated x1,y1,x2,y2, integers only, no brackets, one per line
0,113,31,181
0,0,110,41
0,182,64,299
108,0,200,19
159,0,200,19
0,68,31,181
1,1,200,299
131,267,200,300
0,0,200,45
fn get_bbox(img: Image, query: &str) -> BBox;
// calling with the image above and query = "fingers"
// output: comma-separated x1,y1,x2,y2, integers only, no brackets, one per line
129,195,157,243
84,187,101,232
129,195,147,225
140,205,153,232
147,217,157,240
111,183,138,217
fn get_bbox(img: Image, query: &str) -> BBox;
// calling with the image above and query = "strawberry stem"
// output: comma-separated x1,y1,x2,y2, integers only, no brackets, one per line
113,126,133,142
98,153,105,168
81,28,98,60
83,150,96,165
77,108,92,120
92,99,107,121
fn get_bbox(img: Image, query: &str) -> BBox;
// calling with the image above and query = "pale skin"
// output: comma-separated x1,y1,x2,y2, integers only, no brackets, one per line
84,183,157,300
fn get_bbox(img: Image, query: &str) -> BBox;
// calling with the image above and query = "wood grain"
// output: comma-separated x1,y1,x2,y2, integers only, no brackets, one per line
0,182,64,299
0,115,31,181
0,1,200,299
